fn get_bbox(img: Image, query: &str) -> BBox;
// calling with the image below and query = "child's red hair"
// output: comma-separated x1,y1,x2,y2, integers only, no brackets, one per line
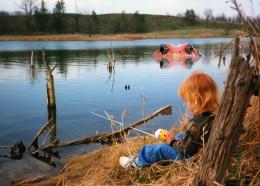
178,72,220,115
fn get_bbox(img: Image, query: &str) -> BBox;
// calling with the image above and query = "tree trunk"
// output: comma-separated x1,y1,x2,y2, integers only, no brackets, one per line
30,50,34,68
192,37,256,185
48,107,57,143
42,48,56,108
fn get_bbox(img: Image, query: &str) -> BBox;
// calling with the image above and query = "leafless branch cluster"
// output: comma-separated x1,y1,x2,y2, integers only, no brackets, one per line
18,0,38,16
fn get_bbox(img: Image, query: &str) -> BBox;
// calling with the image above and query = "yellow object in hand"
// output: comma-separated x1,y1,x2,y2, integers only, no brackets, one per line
154,129,168,142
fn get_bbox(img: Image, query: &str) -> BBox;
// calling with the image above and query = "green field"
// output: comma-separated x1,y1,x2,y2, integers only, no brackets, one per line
0,13,241,37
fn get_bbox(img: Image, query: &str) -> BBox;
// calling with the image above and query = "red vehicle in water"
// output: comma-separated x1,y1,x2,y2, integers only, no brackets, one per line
153,43,201,69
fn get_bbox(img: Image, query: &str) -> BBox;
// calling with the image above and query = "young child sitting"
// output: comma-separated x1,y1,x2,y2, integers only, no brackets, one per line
119,72,220,169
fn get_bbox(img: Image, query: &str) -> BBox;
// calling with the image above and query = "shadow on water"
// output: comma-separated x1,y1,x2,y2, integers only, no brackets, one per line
158,57,200,69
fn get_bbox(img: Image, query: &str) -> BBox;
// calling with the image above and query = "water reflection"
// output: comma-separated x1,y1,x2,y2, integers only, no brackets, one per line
158,57,200,69
106,69,116,92
106,48,116,92
0,44,229,77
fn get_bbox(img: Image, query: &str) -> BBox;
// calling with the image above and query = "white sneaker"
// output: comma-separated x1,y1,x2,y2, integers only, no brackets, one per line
119,156,138,169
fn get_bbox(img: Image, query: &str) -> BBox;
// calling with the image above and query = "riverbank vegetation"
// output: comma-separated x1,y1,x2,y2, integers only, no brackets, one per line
0,0,244,39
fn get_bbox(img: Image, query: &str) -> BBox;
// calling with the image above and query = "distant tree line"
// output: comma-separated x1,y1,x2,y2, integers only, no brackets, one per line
0,0,245,35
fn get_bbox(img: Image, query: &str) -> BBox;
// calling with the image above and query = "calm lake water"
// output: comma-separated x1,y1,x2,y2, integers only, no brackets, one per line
0,38,231,185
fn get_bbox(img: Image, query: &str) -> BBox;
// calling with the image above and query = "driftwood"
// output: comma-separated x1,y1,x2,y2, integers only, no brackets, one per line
106,44,116,92
0,141,26,160
31,139,59,155
30,51,34,68
30,50,36,80
42,48,56,108
27,119,53,150
107,43,115,72
192,37,257,185
31,105,171,152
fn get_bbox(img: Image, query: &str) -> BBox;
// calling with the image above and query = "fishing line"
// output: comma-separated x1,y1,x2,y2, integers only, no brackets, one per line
91,111,156,138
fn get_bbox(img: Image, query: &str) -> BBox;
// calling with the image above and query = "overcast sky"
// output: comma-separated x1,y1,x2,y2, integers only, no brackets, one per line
0,0,259,17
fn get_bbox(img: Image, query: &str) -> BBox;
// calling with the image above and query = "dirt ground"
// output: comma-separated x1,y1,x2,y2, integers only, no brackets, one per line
0,29,237,41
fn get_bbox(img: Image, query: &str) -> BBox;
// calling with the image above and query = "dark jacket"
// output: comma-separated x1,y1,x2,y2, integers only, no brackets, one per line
172,112,214,157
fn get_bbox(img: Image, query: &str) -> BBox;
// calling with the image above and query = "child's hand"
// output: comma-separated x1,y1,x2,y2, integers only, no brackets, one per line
164,131,174,144
164,131,181,144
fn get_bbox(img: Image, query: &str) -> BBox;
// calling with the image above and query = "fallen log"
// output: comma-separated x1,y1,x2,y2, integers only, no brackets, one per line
32,105,171,152
31,139,59,155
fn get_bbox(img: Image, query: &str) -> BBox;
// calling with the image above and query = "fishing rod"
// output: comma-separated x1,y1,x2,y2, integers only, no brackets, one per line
91,111,156,138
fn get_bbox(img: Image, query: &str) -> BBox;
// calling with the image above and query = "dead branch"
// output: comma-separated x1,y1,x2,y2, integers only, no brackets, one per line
42,48,56,108
51,64,58,72
31,105,171,152
27,119,53,150
31,139,59,155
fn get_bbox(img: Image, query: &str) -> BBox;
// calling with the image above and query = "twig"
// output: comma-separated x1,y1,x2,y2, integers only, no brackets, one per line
51,64,57,72
249,168,260,186
104,111,115,132
41,125,55,147
0,145,13,148
28,119,53,150
213,181,224,186
93,111,156,138
239,141,260,146
31,139,59,155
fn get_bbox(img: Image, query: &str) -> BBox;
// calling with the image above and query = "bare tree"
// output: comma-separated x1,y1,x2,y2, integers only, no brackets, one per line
18,0,38,16
204,8,213,27
18,0,38,31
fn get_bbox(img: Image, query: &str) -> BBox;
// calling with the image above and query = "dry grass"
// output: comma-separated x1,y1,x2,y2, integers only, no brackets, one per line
225,96,260,185
0,28,238,41
12,97,259,186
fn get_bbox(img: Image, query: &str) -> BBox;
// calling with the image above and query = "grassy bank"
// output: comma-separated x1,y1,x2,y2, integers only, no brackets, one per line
0,28,239,41
12,96,260,186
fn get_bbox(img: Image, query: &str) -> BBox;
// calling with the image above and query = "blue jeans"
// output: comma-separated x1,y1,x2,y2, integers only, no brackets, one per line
135,144,184,167
134,133,185,168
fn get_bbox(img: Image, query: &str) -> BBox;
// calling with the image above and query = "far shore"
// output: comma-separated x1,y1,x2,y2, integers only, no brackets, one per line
0,28,238,41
